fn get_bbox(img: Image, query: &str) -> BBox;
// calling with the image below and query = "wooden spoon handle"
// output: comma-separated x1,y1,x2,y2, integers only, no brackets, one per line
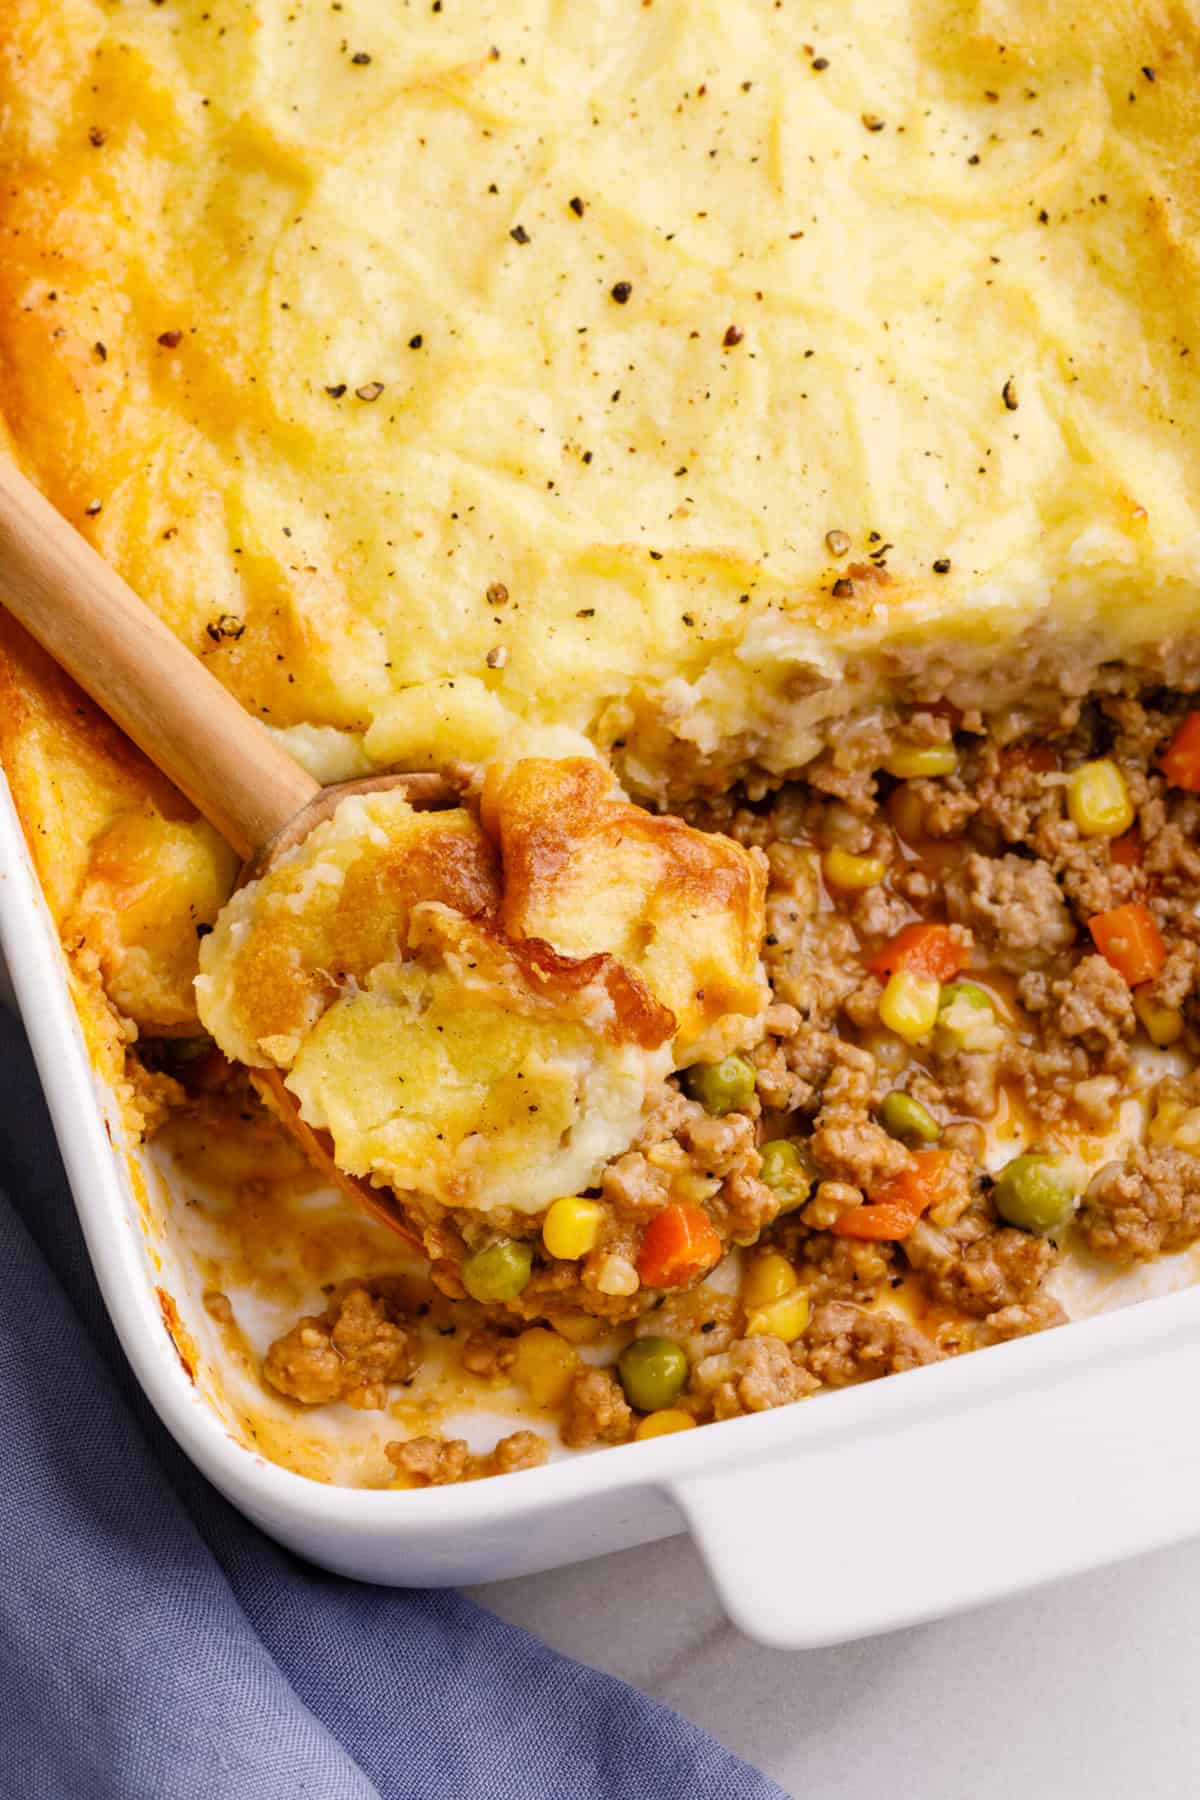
0,458,319,858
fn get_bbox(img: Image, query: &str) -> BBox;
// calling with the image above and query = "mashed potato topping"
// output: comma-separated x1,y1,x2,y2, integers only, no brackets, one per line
4,2,1200,802
196,762,766,1223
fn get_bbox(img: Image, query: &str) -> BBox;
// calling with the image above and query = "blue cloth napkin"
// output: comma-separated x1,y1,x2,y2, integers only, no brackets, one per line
0,1007,785,1800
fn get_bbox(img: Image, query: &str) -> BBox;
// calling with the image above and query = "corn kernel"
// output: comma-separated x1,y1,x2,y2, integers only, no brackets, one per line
511,1327,578,1408
746,1288,811,1344
635,1408,697,1440
553,1313,605,1345
822,847,887,891
742,1250,797,1311
884,745,958,779
1067,759,1134,839
542,1196,605,1260
1133,986,1184,1048
878,969,941,1043
1148,1095,1188,1145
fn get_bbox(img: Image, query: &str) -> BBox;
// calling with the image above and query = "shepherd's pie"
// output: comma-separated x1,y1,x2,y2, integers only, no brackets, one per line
5,0,1200,1483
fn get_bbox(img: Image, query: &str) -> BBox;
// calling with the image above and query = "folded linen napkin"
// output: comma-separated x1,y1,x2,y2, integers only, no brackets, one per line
0,1007,785,1800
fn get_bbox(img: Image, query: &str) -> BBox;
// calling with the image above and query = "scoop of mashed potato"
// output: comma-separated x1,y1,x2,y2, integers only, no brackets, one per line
196,760,767,1229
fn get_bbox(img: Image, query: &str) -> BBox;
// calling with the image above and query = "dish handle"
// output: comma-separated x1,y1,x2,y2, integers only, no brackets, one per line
671,1308,1200,1649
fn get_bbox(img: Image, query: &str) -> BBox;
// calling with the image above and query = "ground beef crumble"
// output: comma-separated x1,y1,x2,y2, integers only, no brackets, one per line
804,1302,940,1387
944,852,1076,971
386,1429,549,1486
1079,1145,1200,1261
262,1285,421,1409
561,1367,634,1448
693,1335,818,1418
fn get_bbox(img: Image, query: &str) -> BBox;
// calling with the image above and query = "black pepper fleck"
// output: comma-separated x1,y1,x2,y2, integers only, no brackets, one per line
933,557,952,574
325,383,347,398
510,224,530,244
408,334,423,349
831,577,854,598
861,113,885,132
350,51,372,65
722,324,744,347
568,196,585,216
157,330,183,348
1002,376,1019,411
205,613,245,642
610,281,633,304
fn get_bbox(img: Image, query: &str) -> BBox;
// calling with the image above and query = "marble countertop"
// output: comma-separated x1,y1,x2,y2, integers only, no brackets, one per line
473,1527,1200,1797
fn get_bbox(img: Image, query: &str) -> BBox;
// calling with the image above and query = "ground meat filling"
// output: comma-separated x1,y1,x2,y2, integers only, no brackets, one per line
251,689,1200,1475
262,1284,421,1409
945,852,1076,971
1079,1144,1200,1261
693,1336,819,1419
804,1302,940,1388
386,1429,549,1487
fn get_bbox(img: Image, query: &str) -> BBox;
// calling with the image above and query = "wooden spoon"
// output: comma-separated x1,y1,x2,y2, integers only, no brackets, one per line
0,455,448,1248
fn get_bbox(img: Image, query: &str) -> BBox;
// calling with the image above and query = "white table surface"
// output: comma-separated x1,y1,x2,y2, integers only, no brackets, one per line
5,969,1197,1797
472,1531,1200,1796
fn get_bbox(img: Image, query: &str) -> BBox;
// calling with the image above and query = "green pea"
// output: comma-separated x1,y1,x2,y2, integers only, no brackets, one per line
682,1055,757,1116
618,1336,689,1413
993,1154,1077,1235
879,1090,940,1147
462,1238,534,1304
935,981,1000,1053
938,980,995,1017
758,1138,813,1211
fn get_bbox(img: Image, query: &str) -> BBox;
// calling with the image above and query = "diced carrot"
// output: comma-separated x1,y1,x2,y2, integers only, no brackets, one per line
831,1200,924,1241
1160,712,1200,792
1109,832,1143,869
636,1202,722,1289
1088,902,1166,986
867,921,968,984
832,1149,954,1241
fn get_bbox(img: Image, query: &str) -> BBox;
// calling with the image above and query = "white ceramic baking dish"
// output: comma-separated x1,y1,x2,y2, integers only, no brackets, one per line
8,767,1200,1650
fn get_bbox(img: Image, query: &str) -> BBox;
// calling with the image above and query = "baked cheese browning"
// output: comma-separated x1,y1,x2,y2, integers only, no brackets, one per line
482,758,769,1061
3,2,1200,803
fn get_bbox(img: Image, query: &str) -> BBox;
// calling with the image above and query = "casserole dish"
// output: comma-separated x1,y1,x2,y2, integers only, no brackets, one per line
8,772,1200,1650
8,0,1200,1649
